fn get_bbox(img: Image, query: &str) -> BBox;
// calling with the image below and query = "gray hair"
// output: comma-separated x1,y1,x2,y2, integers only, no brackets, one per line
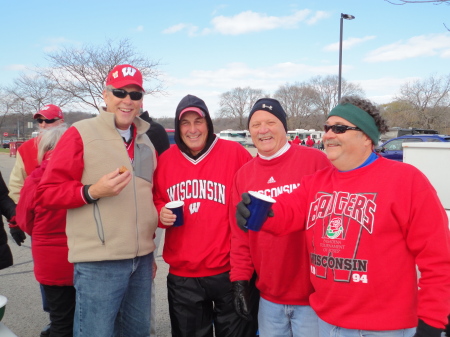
37,124,68,164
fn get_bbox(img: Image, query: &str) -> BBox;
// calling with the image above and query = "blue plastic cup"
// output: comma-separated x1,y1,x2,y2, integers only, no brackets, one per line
165,201,185,227
246,191,276,231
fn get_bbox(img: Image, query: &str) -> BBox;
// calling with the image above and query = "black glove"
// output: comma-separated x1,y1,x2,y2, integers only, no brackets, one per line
236,193,251,232
9,226,26,246
414,319,443,337
232,280,252,321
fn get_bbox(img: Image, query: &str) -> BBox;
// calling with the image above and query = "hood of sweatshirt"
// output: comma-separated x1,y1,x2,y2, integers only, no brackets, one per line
174,94,216,159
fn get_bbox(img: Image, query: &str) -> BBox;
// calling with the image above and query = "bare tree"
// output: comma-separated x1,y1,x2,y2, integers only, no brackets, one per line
0,88,18,128
274,82,318,129
384,0,450,29
308,75,365,118
38,38,163,111
380,100,420,128
6,74,72,114
394,74,450,129
218,87,264,130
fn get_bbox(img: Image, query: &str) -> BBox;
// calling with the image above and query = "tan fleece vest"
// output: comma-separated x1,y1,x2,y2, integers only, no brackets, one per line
66,110,158,263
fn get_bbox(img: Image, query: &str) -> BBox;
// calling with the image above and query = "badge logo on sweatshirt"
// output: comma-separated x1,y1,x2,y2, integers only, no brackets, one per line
326,218,344,239
307,191,376,283
267,176,276,184
189,202,200,214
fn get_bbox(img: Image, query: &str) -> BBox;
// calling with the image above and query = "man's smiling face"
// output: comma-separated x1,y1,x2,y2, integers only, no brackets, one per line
179,111,208,156
249,109,287,157
103,84,143,130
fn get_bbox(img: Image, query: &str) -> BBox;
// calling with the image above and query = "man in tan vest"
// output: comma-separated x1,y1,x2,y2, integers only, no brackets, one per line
37,64,158,337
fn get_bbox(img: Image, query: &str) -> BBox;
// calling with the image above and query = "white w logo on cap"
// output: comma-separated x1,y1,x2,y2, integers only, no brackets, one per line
122,67,137,77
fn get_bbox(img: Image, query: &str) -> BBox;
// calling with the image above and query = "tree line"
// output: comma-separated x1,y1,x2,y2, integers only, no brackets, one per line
1,38,450,140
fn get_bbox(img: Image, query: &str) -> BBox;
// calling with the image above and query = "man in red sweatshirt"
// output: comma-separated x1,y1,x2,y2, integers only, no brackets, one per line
236,96,450,337
230,98,330,337
154,94,254,337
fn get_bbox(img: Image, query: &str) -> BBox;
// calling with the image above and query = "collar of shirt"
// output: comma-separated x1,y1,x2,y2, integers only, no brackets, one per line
117,127,131,143
258,142,290,161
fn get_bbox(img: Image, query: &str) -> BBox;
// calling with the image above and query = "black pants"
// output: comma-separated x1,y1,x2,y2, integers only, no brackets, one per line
42,284,76,337
167,271,258,337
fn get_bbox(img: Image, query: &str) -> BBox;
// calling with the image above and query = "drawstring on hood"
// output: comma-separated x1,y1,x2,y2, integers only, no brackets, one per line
174,95,216,159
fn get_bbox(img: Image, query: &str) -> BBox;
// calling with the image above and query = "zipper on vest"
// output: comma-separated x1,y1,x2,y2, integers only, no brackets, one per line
133,165,139,255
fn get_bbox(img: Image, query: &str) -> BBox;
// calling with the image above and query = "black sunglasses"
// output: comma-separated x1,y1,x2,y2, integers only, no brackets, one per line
36,118,59,124
324,124,362,134
108,88,143,101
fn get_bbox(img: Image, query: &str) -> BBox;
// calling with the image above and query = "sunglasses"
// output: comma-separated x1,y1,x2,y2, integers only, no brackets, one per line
36,118,59,124
323,124,362,134
108,88,143,101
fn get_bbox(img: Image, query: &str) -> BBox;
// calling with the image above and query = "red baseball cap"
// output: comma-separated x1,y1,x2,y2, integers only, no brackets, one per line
33,104,64,120
179,107,205,120
106,64,144,91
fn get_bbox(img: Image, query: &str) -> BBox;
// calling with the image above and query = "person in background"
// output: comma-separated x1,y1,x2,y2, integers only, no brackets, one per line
139,107,170,337
8,103,65,337
305,135,315,147
8,104,65,205
292,135,301,145
154,94,255,336
0,171,16,271
37,64,158,337
236,96,450,337
230,98,331,337
140,109,170,155
16,124,75,337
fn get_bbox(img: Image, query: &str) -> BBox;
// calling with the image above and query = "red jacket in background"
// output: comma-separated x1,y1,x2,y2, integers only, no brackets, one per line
16,158,73,286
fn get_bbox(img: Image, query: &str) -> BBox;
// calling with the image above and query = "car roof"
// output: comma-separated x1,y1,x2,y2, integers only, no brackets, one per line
396,134,450,139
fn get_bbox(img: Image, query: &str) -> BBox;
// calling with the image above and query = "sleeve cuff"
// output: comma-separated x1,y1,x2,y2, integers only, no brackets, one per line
83,185,98,204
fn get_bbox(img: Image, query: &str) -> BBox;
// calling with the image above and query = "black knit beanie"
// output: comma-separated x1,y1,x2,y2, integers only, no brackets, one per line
247,98,287,131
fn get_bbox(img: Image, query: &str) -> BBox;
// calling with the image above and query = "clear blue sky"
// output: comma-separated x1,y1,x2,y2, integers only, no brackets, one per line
1,0,449,118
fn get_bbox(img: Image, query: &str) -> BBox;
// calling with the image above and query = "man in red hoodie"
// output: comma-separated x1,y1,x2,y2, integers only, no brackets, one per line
236,96,450,337
154,94,254,336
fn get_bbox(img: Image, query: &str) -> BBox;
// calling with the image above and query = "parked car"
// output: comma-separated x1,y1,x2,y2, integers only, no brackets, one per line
217,129,254,147
165,129,175,145
2,140,10,149
376,134,450,162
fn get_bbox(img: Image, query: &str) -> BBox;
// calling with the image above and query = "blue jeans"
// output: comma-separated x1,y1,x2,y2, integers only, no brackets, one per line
258,297,319,337
318,317,416,337
73,253,153,337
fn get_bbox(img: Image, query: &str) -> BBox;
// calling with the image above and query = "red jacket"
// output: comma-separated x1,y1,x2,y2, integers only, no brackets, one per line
306,136,315,147
16,158,73,286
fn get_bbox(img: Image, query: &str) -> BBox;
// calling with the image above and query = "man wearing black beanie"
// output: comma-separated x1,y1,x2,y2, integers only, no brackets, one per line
230,97,330,337
247,98,288,132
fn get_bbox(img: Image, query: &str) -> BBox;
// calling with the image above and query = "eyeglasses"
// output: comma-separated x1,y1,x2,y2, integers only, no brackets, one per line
36,118,59,124
108,88,143,101
323,124,362,134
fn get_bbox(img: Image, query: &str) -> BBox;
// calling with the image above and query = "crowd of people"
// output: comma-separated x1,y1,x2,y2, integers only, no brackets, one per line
0,63,449,337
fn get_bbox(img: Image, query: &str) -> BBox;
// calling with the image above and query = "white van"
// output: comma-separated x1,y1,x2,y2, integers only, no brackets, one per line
218,130,253,147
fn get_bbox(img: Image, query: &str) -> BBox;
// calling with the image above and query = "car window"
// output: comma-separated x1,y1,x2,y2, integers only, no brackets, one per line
384,139,403,151
427,138,442,142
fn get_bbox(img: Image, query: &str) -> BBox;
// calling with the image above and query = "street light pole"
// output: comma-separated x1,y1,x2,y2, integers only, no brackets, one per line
338,13,355,102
